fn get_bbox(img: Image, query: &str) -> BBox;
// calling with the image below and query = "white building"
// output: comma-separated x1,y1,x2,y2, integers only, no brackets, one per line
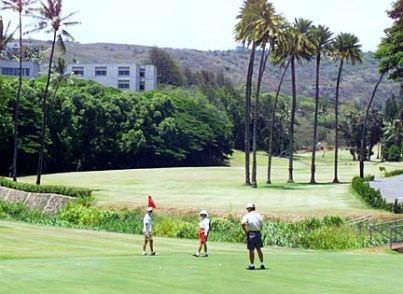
0,60,40,78
66,63,157,91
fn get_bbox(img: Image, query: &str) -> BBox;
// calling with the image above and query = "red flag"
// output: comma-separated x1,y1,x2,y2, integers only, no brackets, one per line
148,195,157,209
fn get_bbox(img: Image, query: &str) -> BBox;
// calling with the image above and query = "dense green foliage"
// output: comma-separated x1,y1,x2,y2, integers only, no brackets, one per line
0,200,384,249
0,177,92,198
149,47,185,86
0,77,233,175
351,176,403,213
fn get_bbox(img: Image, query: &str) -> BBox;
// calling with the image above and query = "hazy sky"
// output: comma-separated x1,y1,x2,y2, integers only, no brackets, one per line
2,0,395,51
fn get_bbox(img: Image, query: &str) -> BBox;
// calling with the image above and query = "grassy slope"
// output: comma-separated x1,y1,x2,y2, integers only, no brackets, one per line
20,150,403,219
1,221,402,294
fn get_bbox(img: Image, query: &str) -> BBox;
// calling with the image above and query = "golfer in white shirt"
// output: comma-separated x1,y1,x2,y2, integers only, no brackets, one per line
241,203,265,270
193,209,210,257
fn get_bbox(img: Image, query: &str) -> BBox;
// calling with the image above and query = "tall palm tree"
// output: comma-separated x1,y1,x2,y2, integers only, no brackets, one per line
309,25,333,184
2,0,36,181
332,33,363,183
28,0,79,185
234,0,261,186
278,18,314,183
250,1,282,188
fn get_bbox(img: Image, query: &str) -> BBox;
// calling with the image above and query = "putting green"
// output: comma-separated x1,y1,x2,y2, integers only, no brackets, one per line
1,221,402,293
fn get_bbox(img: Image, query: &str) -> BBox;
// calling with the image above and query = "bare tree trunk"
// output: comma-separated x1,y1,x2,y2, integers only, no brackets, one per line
252,43,269,188
36,31,57,185
12,13,23,182
310,53,321,184
288,57,297,183
360,72,385,178
333,59,344,183
267,58,290,184
244,43,256,186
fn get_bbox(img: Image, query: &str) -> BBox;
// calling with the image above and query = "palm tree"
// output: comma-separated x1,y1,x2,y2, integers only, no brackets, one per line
279,18,314,183
50,56,72,101
234,0,261,185
1,0,36,181
250,1,282,188
332,33,363,183
28,0,79,185
0,15,16,56
309,25,333,184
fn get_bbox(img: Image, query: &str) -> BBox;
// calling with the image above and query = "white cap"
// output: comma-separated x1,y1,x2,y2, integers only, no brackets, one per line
199,209,208,216
147,207,153,212
246,203,255,209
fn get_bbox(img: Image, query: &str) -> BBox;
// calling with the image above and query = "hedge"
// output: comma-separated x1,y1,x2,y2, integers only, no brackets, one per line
0,177,92,198
351,176,402,213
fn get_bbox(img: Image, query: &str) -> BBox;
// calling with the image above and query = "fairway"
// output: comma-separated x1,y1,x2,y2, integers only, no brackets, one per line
20,151,403,218
1,221,402,294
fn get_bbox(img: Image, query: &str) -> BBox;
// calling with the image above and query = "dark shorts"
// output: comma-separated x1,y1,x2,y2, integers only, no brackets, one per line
247,231,263,250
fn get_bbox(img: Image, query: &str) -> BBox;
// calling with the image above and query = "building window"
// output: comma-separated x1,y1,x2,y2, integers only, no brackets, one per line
95,66,107,76
118,67,130,76
140,68,145,78
72,67,84,76
118,79,130,90
139,81,145,91
1,67,30,76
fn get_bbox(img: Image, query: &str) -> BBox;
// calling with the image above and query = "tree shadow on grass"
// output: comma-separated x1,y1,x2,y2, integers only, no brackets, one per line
263,181,349,190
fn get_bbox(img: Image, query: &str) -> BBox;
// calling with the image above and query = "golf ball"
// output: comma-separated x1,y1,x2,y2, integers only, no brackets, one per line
77,263,80,266
159,266,162,269
218,263,222,266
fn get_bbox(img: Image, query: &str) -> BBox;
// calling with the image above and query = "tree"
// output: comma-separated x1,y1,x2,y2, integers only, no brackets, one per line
2,0,36,181
360,0,403,175
28,0,80,185
149,47,185,86
0,15,16,56
332,32,363,183
266,58,290,183
234,0,260,185
309,25,333,184
274,18,314,183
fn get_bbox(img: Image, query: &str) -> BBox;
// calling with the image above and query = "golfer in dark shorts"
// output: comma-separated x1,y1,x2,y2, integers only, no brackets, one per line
241,203,265,270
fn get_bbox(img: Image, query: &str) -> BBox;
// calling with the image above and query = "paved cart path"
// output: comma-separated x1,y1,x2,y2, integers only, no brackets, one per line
370,175,403,203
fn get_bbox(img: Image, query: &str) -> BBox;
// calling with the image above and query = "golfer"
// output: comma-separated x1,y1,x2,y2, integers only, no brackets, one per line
241,203,265,270
142,207,156,256
193,209,210,257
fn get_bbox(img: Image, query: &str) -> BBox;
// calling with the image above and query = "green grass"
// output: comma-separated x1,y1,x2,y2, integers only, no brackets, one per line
1,220,402,293
17,150,403,218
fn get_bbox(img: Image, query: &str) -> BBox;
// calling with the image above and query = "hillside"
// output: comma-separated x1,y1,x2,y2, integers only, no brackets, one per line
25,39,400,106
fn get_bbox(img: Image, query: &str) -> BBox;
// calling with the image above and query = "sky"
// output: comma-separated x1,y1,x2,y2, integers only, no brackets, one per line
1,0,395,52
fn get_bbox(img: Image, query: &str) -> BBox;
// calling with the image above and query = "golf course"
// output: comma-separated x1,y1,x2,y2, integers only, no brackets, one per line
1,221,402,294
1,150,403,293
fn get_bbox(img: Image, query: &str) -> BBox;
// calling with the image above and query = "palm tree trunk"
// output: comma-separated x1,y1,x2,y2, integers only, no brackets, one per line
359,72,385,178
267,58,291,184
36,31,57,185
252,43,268,188
244,43,256,186
310,53,321,184
288,56,296,183
333,59,344,183
12,13,23,182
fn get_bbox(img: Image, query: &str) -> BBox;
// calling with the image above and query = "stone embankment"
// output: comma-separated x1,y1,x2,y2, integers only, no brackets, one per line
0,186,74,213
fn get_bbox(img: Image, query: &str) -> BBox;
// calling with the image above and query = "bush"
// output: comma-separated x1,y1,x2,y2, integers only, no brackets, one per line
351,176,403,213
0,177,92,198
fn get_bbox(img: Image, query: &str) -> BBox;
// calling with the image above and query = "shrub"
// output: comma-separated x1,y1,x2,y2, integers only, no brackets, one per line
351,176,403,213
0,177,92,198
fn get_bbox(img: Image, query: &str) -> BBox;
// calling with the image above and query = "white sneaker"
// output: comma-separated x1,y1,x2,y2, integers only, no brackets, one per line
142,251,147,256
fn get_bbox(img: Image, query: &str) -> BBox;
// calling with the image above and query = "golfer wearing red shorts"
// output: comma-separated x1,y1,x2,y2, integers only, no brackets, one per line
241,203,265,270
193,209,210,257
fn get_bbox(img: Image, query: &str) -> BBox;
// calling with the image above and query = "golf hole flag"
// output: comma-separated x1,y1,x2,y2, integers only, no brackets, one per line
148,195,157,209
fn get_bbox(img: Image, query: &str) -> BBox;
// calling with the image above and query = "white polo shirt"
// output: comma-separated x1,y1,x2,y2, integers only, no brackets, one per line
199,217,210,235
241,211,263,231
143,213,152,233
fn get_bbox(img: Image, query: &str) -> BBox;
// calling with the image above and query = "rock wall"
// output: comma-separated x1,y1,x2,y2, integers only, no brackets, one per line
0,186,75,213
